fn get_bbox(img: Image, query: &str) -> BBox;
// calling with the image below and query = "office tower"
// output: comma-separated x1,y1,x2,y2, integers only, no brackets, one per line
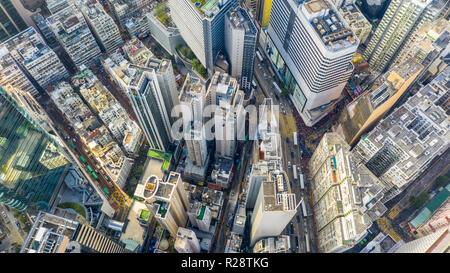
0,86,71,211
21,210,128,253
250,170,298,246
409,184,450,237
103,51,177,152
338,4,372,44
174,227,201,253
353,67,450,203
168,0,238,73
122,38,180,124
188,201,212,232
336,59,423,146
253,235,291,253
76,0,123,54
134,172,190,237
363,0,446,73
0,0,28,41
147,4,185,56
47,4,101,69
309,133,386,253
394,227,450,253
267,0,359,126
224,7,257,92
0,45,38,97
2,27,68,91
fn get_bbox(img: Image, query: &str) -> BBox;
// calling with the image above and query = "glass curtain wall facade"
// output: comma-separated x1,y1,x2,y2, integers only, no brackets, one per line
0,86,69,211
0,0,28,41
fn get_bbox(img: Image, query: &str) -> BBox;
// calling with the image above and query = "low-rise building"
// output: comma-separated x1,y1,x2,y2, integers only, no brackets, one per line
224,232,243,253
253,235,291,253
174,227,201,253
210,157,234,189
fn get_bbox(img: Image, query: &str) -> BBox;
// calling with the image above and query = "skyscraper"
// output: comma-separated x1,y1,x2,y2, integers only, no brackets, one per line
0,0,28,42
363,0,446,73
47,4,101,69
224,7,257,92
169,0,238,73
103,51,177,152
0,86,70,211
267,0,359,126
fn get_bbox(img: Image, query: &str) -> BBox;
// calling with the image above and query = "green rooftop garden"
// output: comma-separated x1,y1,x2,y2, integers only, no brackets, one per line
139,209,151,221
191,0,206,14
154,2,172,27
57,202,86,218
147,149,172,171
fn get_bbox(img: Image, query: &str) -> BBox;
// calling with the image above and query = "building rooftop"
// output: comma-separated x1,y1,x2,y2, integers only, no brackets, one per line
179,73,205,103
263,171,296,212
299,0,358,51
226,7,257,35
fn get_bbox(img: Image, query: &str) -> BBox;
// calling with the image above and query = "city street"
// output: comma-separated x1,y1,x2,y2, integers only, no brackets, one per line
253,50,318,252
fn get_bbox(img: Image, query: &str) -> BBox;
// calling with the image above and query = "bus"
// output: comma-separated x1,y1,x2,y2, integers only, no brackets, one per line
80,155,86,163
256,50,264,62
103,187,109,195
301,200,307,217
69,141,75,148
272,81,282,94
92,172,98,180
305,234,310,253
86,165,93,172
292,165,298,180
237,161,241,170
293,132,298,146
299,174,305,190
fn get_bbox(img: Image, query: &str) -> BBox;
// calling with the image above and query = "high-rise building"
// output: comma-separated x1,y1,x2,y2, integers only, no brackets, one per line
205,72,243,159
103,51,178,152
134,172,190,237
266,0,359,126
21,210,129,253
353,67,450,203
32,13,59,49
0,0,29,42
168,0,238,73
309,132,387,253
259,0,274,27
336,58,423,146
76,0,124,54
0,86,71,211
363,0,446,73
224,7,257,92
250,170,298,246
2,27,68,91
47,4,101,69
174,227,201,253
